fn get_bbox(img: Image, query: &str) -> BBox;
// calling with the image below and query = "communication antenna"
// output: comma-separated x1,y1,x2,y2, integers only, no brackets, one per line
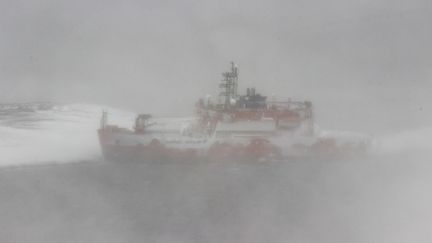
100,110,108,129
219,62,239,109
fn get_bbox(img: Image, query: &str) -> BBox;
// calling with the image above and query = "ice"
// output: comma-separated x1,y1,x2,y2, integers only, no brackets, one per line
0,103,135,166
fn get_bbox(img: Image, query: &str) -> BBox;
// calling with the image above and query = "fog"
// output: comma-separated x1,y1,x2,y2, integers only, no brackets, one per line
1,0,432,242
1,0,431,130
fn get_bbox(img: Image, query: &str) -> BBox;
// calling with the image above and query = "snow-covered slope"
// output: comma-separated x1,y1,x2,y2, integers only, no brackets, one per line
0,103,135,166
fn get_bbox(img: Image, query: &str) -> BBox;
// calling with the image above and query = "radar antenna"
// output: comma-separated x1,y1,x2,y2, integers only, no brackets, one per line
219,62,239,109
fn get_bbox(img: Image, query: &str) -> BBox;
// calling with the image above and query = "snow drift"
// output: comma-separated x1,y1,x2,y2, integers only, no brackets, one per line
0,103,134,166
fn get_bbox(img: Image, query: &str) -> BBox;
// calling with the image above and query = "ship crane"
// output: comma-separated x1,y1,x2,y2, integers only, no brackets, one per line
98,62,370,162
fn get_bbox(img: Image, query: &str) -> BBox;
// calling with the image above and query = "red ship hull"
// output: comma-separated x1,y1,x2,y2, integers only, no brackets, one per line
98,63,369,162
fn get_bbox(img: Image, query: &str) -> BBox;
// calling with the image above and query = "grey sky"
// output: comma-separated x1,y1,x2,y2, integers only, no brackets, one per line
1,0,431,132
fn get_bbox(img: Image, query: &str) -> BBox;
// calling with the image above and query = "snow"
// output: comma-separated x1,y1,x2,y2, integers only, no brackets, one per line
0,103,135,166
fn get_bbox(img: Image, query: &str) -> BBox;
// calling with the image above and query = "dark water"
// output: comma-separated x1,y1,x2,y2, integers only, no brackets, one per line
0,155,431,243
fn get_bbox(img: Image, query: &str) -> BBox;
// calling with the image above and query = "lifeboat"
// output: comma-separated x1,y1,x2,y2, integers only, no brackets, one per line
98,62,369,162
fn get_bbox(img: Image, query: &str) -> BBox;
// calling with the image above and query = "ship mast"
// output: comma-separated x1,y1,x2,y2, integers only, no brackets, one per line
219,62,239,109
